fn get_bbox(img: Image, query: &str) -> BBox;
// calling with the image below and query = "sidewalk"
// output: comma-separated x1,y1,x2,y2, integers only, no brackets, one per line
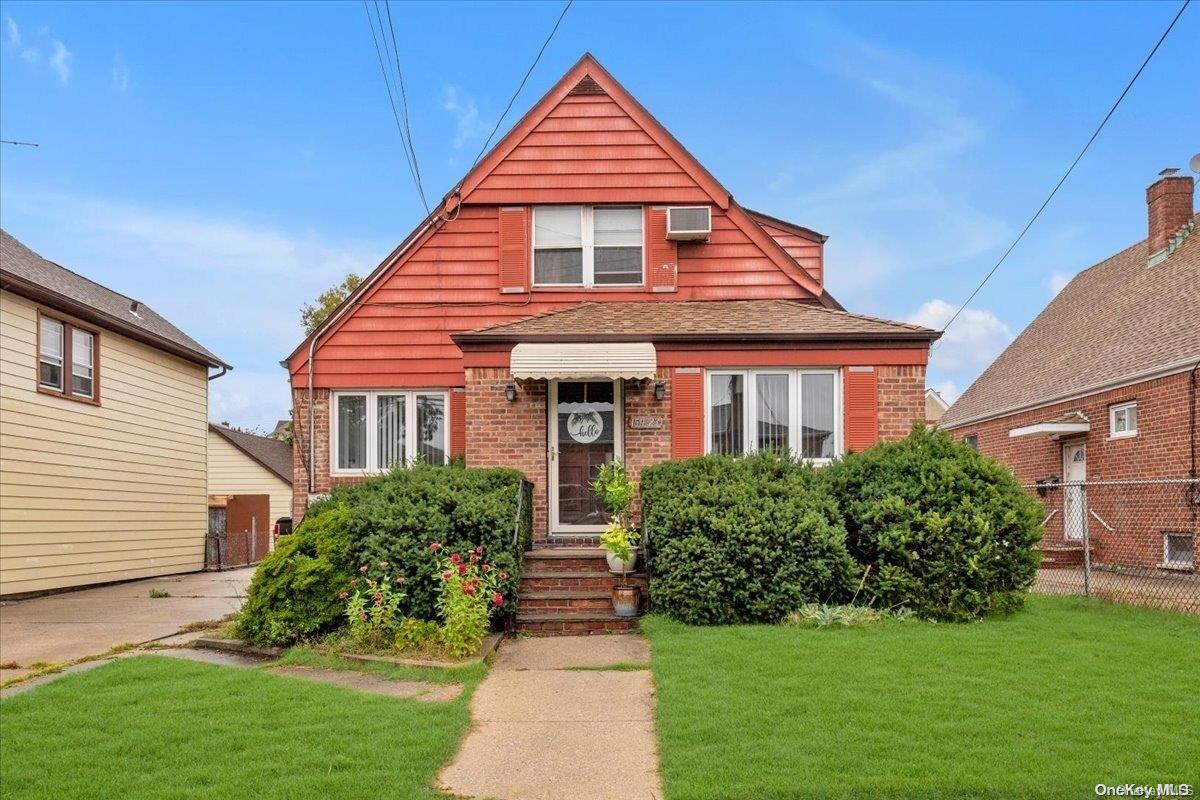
440,635,663,800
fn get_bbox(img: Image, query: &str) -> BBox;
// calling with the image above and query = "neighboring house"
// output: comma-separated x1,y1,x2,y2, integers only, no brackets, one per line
940,170,1199,573
207,423,293,527
925,388,949,425
287,54,939,537
0,229,228,596
267,419,292,441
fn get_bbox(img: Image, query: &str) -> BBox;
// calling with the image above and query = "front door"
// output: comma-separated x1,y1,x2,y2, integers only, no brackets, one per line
1062,442,1087,540
550,379,622,533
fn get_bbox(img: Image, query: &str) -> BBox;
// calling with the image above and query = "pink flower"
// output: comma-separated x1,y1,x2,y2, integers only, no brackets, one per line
338,591,349,600
442,570,453,581
492,593,505,607
430,542,442,551
469,553,480,564
450,553,461,565
359,564,369,573
379,560,389,568
349,578,359,587
463,583,476,596
498,571,509,580
482,564,492,572
396,576,406,584
457,564,468,575
475,545,484,555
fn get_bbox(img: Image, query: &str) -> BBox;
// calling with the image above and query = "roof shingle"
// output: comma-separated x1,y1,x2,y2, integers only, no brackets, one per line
0,229,227,368
941,215,1200,428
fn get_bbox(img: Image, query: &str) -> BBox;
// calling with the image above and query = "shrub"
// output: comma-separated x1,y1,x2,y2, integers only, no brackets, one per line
785,603,914,628
641,452,856,625
235,507,355,646
236,465,529,647
820,427,1043,621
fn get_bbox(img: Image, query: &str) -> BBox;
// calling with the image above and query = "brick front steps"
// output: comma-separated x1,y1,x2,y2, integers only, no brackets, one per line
516,547,643,635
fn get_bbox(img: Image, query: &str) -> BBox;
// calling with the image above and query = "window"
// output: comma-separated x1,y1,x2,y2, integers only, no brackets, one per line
1109,402,1137,438
38,313,97,401
964,434,979,451
533,206,643,287
708,369,841,462
331,390,449,473
1163,533,1194,569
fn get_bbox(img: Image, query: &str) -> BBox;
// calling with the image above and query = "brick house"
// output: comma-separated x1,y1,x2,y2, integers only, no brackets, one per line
940,170,1199,574
284,55,938,630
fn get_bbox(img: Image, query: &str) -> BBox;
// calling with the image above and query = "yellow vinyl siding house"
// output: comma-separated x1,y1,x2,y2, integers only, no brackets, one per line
0,230,229,596
207,423,293,526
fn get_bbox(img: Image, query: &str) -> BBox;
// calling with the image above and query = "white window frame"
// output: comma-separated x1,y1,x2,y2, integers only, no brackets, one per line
1108,401,1138,439
1162,533,1194,569
531,205,645,288
330,389,450,475
704,368,842,464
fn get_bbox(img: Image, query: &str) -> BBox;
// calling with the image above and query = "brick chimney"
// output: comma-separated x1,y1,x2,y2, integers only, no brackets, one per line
1146,167,1194,259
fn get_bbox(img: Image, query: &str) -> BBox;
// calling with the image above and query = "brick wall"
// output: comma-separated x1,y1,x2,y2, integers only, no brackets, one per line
290,387,329,522
622,368,673,524
878,364,926,441
949,370,1198,570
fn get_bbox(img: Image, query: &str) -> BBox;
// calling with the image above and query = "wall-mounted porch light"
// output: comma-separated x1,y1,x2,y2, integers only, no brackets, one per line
654,381,666,401
505,383,517,402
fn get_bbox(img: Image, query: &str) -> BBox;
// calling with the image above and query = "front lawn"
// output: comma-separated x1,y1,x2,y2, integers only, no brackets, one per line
0,655,479,800
645,597,1199,800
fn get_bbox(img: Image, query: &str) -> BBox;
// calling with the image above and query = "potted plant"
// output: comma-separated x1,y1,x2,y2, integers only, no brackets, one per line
591,460,641,617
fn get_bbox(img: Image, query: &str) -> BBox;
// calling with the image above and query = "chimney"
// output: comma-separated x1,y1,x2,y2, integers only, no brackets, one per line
1146,167,1194,261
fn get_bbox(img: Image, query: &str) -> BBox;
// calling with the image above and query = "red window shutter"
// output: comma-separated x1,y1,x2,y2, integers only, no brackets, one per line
498,207,529,293
646,208,678,293
450,389,466,458
671,368,704,458
844,367,878,452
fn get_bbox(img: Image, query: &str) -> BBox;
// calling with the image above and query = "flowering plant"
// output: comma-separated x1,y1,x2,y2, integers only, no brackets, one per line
342,561,405,650
432,542,505,658
600,521,639,564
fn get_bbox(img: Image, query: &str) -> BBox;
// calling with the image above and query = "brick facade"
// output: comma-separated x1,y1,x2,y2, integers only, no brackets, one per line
948,370,1198,570
878,365,926,441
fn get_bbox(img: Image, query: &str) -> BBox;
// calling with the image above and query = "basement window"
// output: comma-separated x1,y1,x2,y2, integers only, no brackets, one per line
533,206,643,287
331,391,448,473
1163,533,1194,569
1109,401,1137,439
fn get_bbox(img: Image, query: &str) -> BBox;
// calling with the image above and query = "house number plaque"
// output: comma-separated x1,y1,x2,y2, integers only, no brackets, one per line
629,415,664,430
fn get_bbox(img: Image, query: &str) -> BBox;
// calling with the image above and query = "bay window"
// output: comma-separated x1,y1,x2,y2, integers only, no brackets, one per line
39,313,98,401
708,369,841,462
533,205,643,287
331,390,448,473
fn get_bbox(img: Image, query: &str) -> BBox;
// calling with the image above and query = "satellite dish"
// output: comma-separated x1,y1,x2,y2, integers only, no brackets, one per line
1191,153,1200,174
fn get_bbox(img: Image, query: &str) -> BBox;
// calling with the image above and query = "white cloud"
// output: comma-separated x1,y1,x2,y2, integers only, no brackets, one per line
930,380,959,405
441,85,486,150
49,38,70,84
112,54,129,91
209,369,293,430
1047,272,1071,297
908,298,1012,374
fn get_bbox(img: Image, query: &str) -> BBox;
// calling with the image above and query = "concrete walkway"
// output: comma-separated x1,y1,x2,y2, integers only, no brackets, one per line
440,635,662,800
0,569,253,682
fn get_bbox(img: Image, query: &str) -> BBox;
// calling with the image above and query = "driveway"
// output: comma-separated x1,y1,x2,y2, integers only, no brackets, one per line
0,568,254,683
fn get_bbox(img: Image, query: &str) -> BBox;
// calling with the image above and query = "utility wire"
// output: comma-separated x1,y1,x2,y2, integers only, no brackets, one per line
381,0,428,210
471,0,573,168
362,0,430,213
1,139,39,147
937,0,1189,342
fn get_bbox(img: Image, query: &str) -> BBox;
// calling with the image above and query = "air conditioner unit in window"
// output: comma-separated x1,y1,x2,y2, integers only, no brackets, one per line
666,206,711,241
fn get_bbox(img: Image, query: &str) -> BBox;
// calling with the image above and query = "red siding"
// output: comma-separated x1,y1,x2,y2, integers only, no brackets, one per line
670,368,704,458
757,220,823,286
498,207,530,293
646,207,677,292
845,367,879,452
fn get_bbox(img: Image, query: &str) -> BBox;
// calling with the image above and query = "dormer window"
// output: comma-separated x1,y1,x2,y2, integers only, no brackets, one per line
533,206,643,287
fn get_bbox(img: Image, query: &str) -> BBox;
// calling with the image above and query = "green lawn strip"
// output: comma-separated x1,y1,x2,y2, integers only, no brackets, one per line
0,654,475,800
272,644,488,687
564,662,651,672
645,597,1200,800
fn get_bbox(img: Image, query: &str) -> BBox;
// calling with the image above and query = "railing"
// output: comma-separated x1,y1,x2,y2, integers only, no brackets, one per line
512,479,534,551
1023,477,1199,614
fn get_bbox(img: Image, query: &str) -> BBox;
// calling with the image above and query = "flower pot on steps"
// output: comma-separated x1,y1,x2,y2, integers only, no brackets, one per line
606,550,638,574
612,585,640,618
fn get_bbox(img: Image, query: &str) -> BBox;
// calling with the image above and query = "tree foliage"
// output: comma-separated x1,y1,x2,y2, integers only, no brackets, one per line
301,273,362,336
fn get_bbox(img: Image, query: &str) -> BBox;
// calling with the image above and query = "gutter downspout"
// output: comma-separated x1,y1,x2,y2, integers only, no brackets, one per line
304,215,441,496
207,365,229,381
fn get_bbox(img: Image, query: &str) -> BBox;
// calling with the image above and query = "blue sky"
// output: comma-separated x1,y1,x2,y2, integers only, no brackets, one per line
2,1,1196,429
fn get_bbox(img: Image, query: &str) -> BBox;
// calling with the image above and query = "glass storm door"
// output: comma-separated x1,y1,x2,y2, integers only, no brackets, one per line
550,380,622,532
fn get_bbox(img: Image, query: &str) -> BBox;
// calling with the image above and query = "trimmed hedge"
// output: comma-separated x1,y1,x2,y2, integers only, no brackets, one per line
641,452,856,625
820,428,1043,621
235,465,531,647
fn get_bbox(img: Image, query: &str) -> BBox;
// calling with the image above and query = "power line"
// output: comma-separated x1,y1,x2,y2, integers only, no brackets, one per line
381,0,428,210
362,0,430,213
1,140,39,147
471,0,573,168
937,0,1189,342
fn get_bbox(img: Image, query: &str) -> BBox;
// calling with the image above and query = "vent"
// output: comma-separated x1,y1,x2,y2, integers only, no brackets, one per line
666,206,711,241
567,76,607,96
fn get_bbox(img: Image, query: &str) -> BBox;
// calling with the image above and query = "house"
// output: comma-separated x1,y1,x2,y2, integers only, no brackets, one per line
925,388,949,425
940,169,1199,574
285,55,939,630
0,229,229,596
207,423,293,565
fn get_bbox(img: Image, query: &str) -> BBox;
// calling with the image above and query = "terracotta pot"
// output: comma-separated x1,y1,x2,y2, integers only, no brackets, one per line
606,550,638,574
612,585,640,618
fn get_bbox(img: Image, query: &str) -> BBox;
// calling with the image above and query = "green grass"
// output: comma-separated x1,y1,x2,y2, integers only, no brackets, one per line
564,661,651,672
644,597,1200,800
0,655,478,800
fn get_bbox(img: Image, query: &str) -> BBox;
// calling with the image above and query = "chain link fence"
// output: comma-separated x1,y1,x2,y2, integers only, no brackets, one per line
1025,478,1199,613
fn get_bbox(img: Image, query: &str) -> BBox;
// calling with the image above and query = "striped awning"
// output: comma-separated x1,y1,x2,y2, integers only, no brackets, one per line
510,342,656,380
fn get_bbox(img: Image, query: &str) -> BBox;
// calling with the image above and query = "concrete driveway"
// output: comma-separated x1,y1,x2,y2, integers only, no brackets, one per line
0,568,254,682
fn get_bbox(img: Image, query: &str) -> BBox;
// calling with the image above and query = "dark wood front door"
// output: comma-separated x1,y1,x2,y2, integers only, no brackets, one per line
551,380,620,532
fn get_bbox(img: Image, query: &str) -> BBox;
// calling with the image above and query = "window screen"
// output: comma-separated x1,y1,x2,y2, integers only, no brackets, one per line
534,206,583,284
